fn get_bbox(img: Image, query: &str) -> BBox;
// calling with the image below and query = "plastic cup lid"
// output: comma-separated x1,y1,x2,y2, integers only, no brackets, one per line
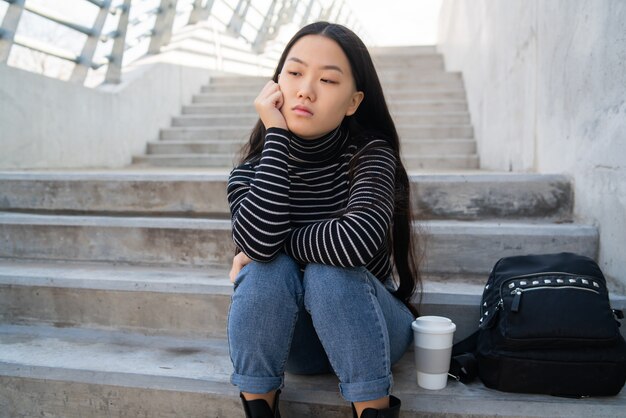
411,315,456,334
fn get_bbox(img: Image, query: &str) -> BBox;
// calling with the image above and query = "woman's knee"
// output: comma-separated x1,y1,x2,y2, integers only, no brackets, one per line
233,253,302,299
302,263,371,305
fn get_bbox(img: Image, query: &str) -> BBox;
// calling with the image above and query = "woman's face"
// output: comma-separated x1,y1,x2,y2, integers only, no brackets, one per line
278,35,364,140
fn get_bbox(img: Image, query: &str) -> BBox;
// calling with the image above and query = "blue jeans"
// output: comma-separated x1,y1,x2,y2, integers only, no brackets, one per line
227,253,415,402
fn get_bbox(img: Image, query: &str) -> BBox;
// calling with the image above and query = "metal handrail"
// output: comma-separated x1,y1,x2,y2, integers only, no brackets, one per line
24,3,96,37
0,0,364,85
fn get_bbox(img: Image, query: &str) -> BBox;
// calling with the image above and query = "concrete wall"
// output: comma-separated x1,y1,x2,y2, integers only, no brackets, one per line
437,0,626,288
0,58,210,169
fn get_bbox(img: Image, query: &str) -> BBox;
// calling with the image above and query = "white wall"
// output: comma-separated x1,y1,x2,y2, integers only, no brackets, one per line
0,58,210,169
437,0,626,288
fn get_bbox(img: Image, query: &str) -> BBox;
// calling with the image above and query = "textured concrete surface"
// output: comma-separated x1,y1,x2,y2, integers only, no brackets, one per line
0,172,231,217
2,259,622,343
438,0,626,288
0,62,209,169
171,112,471,126
0,324,624,418
0,171,573,221
0,261,232,338
0,260,485,341
0,213,235,266
411,173,573,221
133,153,479,170
158,125,475,141
0,214,598,272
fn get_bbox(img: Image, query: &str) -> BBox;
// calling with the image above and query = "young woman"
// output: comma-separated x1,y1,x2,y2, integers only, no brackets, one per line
227,21,422,418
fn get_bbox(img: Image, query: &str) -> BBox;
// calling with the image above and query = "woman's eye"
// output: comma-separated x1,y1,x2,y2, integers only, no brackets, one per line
321,79,337,84
288,71,300,76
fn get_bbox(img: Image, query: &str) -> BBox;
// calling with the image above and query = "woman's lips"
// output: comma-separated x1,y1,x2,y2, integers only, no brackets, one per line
293,105,313,116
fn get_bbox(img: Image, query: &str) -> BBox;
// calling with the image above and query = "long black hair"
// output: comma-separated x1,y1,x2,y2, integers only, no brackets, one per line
239,22,422,317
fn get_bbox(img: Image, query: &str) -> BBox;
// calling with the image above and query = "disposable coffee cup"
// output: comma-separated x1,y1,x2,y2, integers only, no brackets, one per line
411,316,456,390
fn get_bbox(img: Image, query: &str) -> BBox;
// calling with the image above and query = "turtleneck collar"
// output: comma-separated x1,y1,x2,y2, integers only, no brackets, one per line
288,124,348,166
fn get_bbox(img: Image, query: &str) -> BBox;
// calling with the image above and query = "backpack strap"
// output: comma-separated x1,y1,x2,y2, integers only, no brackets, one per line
449,331,479,383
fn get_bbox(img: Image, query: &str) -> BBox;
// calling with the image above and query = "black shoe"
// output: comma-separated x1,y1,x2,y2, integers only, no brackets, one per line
239,390,281,418
351,395,401,418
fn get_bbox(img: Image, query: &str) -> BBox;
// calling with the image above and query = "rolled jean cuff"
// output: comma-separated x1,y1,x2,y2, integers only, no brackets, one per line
230,373,284,394
339,374,393,402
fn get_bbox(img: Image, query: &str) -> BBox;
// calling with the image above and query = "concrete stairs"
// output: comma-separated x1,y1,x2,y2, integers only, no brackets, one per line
1,45,624,416
1,169,624,416
133,46,478,170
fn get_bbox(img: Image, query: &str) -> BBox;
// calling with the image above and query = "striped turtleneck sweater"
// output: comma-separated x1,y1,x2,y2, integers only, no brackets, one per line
227,124,397,282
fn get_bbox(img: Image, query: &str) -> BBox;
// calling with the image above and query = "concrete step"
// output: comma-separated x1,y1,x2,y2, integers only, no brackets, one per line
182,100,468,114
378,71,461,84
0,212,234,267
159,125,474,140
403,154,479,170
0,171,574,221
132,153,239,167
182,103,259,114
160,126,252,141
173,113,259,126
201,77,464,93
369,45,438,55
0,324,624,418
3,259,621,341
0,260,232,338
148,139,246,154
381,78,465,90
192,89,466,103
389,90,466,101
394,100,470,112
373,54,444,68
1,260,623,341
402,138,476,155
171,112,472,127
209,71,462,86
0,214,597,272
392,111,470,123
146,138,476,156
133,153,477,170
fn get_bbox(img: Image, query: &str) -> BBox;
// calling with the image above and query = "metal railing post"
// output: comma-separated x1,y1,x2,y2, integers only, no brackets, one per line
70,0,112,83
227,0,251,37
333,0,345,23
300,0,315,27
282,0,297,25
274,0,292,27
321,0,335,21
252,0,278,53
0,0,25,64
160,0,178,47
188,0,214,25
148,0,178,54
104,0,131,84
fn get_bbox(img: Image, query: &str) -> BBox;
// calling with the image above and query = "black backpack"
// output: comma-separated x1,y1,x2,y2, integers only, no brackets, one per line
450,252,626,397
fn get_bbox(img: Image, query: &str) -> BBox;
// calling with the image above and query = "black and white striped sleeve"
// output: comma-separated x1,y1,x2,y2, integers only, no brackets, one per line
227,128,292,261
284,141,396,267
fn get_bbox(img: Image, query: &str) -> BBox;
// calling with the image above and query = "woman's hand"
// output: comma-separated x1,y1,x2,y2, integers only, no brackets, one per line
254,80,288,130
230,252,253,284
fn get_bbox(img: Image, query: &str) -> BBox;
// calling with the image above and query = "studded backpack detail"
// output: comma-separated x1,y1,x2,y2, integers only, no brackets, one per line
450,252,626,397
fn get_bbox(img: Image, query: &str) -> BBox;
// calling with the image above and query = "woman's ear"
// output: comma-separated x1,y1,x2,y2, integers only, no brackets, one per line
345,91,364,117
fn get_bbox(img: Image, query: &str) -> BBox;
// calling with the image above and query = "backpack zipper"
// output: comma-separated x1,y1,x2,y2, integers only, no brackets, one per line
505,271,603,281
499,272,603,303
510,285,600,312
